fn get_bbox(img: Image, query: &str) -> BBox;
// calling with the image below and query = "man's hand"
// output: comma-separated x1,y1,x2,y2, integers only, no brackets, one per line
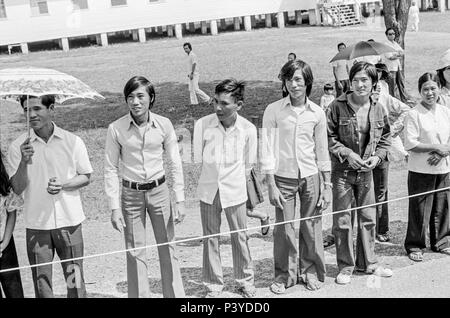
188,73,193,80
268,184,286,210
20,138,34,164
47,177,63,195
432,145,450,157
360,156,380,171
111,208,126,233
174,201,186,225
428,152,445,166
317,186,332,212
347,152,368,170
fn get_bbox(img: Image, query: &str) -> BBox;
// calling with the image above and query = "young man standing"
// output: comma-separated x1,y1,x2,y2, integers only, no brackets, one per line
327,62,393,285
193,79,257,298
332,43,350,97
105,76,185,298
8,95,92,298
183,42,211,106
262,59,331,294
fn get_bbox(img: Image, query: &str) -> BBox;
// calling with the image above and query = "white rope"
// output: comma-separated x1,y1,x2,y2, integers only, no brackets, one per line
0,185,449,274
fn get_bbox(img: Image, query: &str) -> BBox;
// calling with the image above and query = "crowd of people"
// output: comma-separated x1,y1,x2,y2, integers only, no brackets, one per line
0,31,450,298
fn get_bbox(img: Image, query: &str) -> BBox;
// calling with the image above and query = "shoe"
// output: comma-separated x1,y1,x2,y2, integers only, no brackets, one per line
376,233,390,242
304,275,323,291
260,216,270,235
269,282,286,294
373,266,393,278
441,248,450,255
323,235,335,248
235,286,256,298
335,273,351,285
205,290,223,298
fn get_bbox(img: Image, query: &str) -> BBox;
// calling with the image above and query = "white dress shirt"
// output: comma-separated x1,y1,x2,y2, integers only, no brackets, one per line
261,96,331,178
8,124,93,230
193,113,257,208
104,112,185,210
404,103,450,174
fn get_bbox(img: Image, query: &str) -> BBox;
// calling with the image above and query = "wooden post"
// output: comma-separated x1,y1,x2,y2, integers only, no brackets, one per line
295,10,303,24
175,24,183,39
138,28,146,42
61,37,70,52
210,20,218,35
234,17,241,30
201,21,208,34
244,16,252,31
100,33,109,46
276,12,285,28
265,13,272,27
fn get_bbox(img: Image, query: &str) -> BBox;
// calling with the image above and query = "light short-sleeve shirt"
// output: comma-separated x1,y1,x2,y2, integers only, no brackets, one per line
187,51,199,75
383,40,404,72
193,114,257,208
331,60,350,81
7,124,93,230
404,103,450,174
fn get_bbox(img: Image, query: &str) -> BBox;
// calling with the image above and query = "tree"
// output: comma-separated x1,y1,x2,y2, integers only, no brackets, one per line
382,0,412,72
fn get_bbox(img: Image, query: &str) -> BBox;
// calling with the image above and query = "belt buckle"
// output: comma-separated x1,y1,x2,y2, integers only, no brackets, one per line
135,182,141,191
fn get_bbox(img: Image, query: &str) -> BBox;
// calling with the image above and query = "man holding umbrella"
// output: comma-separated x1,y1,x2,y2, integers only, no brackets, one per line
8,95,93,298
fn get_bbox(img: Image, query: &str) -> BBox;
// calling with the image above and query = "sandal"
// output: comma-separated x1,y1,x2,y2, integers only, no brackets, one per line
269,282,286,294
323,235,335,248
261,216,270,236
441,248,450,255
408,251,423,262
305,276,322,291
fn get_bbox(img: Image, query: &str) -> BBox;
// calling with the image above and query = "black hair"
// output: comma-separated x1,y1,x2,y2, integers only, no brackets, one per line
183,42,192,50
418,72,440,92
123,76,156,109
437,68,448,88
337,42,346,49
349,61,378,89
385,27,395,36
0,151,11,197
215,78,245,103
375,63,390,81
288,52,297,59
19,95,55,108
367,39,375,42
279,59,314,97
324,83,334,91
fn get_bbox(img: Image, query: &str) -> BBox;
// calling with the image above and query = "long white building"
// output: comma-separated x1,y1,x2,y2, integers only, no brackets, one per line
0,0,446,54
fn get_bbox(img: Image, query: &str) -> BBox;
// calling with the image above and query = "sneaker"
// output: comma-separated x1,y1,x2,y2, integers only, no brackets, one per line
373,266,393,278
335,273,352,285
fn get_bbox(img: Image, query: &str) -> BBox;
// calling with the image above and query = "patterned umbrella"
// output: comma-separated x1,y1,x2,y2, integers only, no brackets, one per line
329,40,397,62
0,67,104,137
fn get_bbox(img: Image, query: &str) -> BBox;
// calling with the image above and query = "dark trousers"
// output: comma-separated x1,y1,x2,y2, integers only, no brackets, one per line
274,173,325,285
335,79,350,98
373,161,389,235
388,70,407,103
332,170,378,274
26,224,86,298
0,236,24,298
405,171,450,254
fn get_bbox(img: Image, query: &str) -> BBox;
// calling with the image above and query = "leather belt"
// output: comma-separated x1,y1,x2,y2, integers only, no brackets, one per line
122,176,165,191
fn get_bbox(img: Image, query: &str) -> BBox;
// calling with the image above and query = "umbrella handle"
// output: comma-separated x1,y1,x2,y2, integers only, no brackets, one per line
26,95,33,165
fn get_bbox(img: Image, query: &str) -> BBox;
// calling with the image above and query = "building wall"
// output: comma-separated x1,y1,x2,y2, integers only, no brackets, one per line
1,0,317,45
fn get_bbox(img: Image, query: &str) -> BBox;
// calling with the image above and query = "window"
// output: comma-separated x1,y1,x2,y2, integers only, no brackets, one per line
72,0,88,10
30,0,49,16
149,0,164,3
111,0,127,6
0,0,6,19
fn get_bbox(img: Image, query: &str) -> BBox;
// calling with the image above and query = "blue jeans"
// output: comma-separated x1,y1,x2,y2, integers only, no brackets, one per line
332,170,378,274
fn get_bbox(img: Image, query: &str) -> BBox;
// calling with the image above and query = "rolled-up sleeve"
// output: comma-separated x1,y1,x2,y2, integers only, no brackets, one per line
163,119,185,203
315,110,331,171
403,111,420,151
104,124,121,210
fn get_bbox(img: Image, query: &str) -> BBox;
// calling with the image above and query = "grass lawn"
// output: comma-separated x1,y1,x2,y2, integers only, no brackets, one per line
1,10,450,298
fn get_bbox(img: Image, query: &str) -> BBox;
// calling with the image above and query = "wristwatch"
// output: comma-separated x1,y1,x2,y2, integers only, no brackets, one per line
324,182,333,189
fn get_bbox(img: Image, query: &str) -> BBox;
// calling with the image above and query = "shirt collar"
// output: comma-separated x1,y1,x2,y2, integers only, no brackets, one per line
207,113,244,131
30,122,63,142
282,96,317,112
127,112,156,130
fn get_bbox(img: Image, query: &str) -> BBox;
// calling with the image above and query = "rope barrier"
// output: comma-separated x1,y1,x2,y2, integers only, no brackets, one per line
1,185,449,274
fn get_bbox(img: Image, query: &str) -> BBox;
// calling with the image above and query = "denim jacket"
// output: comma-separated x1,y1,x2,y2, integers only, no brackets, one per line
327,92,391,171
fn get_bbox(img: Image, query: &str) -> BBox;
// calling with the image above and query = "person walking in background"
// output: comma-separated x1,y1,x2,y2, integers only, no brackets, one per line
371,63,411,242
0,150,24,298
105,76,186,298
327,62,393,285
193,79,257,298
320,83,335,112
332,43,350,97
403,72,450,262
409,2,420,32
437,49,450,107
383,28,408,103
262,59,331,293
183,42,211,106
8,95,92,298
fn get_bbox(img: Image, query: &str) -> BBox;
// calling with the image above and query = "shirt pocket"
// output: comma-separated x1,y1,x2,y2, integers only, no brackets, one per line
338,117,353,138
372,119,385,140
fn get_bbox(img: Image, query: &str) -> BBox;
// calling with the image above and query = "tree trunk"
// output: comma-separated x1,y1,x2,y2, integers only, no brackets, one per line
382,0,412,73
